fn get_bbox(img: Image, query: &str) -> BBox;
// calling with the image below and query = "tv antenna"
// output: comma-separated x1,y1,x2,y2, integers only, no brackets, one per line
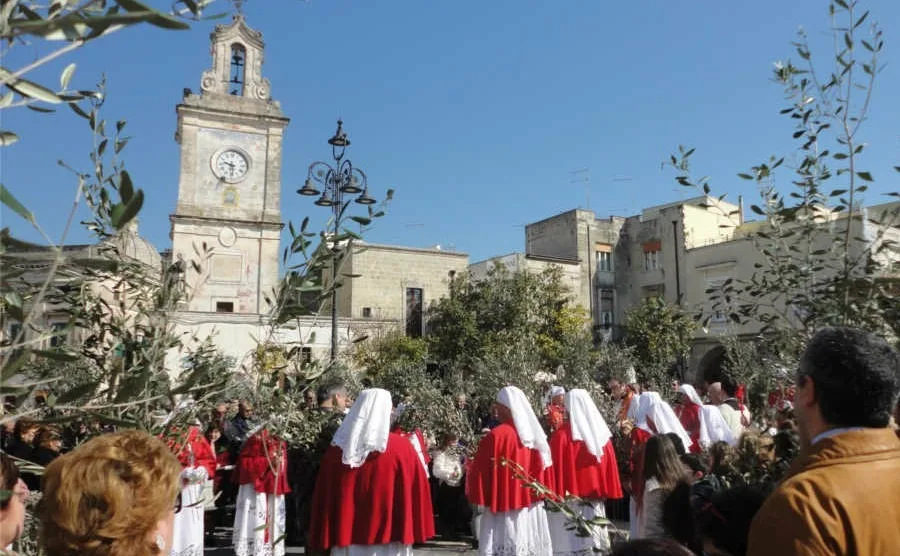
570,168,591,210
570,169,633,212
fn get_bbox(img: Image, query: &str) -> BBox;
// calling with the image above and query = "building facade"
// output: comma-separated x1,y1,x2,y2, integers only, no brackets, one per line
476,196,900,373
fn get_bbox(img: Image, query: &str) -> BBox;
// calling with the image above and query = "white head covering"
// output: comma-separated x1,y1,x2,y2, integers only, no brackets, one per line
565,389,612,463
678,384,704,407
331,388,393,468
700,405,738,447
550,385,565,398
633,391,693,451
497,386,553,469
677,384,737,448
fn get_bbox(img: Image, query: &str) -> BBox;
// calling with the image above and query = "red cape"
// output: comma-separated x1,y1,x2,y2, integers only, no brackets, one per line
308,432,435,550
548,422,623,500
163,426,217,479
675,402,702,454
467,422,549,513
236,430,290,495
629,427,653,495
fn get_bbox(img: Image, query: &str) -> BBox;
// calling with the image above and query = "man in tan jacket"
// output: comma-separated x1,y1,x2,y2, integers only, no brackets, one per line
748,327,900,555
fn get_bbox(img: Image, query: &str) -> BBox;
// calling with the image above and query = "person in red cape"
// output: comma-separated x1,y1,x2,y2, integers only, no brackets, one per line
468,386,553,556
626,392,692,540
673,387,703,454
308,388,435,556
160,408,217,556
548,389,623,555
233,428,290,556
544,386,566,433
391,403,432,477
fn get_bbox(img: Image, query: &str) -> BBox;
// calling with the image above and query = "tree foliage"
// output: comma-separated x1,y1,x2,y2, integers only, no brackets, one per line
668,0,900,357
623,297,696,388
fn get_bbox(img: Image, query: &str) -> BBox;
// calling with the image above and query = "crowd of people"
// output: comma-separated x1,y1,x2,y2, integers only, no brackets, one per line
0,326,898,556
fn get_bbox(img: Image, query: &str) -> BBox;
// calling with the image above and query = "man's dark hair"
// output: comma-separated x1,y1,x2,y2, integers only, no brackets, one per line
663,432,687,456
696,486,769,556
799,327,900,428
720,375,738,398
316,382,346,405
611,538,693,556
662,481,702,554
681,452,709,475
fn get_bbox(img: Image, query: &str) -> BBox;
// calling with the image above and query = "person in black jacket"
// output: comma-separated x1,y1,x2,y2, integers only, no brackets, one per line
8,419,40,489
31,426,63,468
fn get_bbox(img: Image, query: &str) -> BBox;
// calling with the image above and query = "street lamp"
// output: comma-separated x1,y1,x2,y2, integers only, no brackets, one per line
297,120,376,362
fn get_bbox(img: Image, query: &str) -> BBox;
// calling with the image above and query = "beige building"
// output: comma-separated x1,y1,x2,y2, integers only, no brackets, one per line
2,16,470,374
481,196,899,373
334,243,468,336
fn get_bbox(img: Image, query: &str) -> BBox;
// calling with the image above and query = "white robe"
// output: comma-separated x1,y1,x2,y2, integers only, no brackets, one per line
479,502,553,556
548,500,610,556
170,467,206,556
233,484,286,556
331,544,414,556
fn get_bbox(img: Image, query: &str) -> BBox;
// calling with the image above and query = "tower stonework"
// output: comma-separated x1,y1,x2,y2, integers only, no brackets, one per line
170,15,288,315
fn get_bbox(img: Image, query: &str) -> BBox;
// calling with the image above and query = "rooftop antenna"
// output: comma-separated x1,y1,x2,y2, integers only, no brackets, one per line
570,168,591,210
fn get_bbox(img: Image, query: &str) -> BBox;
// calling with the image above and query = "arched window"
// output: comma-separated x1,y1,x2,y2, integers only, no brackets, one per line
229,44,246,96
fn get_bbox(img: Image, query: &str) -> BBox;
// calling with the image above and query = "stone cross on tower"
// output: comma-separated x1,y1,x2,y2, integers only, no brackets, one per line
231,0,245,15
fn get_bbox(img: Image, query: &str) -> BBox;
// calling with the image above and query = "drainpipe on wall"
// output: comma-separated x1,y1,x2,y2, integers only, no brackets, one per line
585,221,594,325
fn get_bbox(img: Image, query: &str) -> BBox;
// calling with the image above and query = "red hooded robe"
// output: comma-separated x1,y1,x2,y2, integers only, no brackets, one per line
164,425,217,479
468,422,549,512
548,422,623,501
674,402,702,454
235,429,290,495
308,432,435,550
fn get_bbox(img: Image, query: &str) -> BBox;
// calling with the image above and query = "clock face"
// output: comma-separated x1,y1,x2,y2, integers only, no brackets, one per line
214,149,249,181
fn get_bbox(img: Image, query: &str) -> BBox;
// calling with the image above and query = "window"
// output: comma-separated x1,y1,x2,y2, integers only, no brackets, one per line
599,289,614,329
362,307,372,318
299,290,319,314
597,251,612,272
7,323,22,344
596,243,613,272
216,301,234,313
643,250,660,271
50,322,67,348
300,347,312,365
706,277,729,324
405,288,423,338
229,44,246,95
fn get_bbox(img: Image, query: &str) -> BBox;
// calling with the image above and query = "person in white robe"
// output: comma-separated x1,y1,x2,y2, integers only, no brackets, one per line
469,386,553,556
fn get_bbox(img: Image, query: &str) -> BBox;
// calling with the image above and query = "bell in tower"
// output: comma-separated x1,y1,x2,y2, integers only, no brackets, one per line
199,13,273,103
171,9,288,316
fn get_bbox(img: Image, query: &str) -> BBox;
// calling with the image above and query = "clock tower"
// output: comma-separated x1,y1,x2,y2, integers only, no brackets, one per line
170,14,288,315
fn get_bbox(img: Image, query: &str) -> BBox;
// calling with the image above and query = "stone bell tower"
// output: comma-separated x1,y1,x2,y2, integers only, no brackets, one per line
170,14,289,315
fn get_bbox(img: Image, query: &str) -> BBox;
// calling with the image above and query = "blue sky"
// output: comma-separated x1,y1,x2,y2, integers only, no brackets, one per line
3,0,900,264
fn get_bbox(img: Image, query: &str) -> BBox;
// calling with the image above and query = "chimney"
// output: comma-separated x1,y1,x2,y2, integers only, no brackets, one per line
738,195,745,226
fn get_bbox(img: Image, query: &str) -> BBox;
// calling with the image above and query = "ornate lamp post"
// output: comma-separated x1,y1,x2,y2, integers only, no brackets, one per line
297,120,376,361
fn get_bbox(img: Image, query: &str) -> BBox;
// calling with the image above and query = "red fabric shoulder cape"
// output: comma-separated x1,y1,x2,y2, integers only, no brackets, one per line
308,432,435,550
163,426,217,479
548,422,623,501
467,422,548,513
675,403,702,454
236,429,290,495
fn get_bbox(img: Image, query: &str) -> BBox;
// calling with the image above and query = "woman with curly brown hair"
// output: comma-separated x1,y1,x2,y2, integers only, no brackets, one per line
37,429,182,556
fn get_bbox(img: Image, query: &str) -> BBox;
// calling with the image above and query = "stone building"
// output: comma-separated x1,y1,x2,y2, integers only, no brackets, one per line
478,195,900,372
334,243,468,337
2,15,469,374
